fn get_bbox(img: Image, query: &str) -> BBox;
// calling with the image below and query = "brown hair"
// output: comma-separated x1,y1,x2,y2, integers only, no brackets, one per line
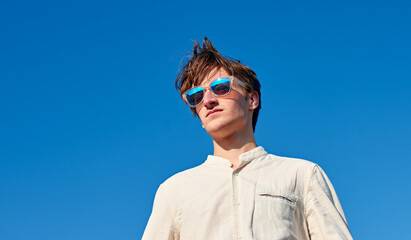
175,37,261,132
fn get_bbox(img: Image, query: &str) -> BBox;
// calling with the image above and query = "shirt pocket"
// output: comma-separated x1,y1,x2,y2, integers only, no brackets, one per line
256,190,297,220
253,188,298,238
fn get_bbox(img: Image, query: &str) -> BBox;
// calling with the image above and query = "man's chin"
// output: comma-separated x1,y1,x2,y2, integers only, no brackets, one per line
204,124,225,136
204,123,236,139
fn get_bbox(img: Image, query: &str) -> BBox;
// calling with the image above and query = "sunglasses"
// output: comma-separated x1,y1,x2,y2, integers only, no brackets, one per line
182,76,246,107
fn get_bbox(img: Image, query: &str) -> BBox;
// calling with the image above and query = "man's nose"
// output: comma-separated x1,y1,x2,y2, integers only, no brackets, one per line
203,89,218,108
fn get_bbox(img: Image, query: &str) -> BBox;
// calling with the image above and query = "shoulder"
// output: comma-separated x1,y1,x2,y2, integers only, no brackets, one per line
158,164,206,192
264,154,341,203
256,154,322,189
262,153,319,174
152,163,213,210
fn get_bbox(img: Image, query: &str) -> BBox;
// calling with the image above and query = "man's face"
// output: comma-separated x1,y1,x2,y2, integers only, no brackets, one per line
194,68,258,139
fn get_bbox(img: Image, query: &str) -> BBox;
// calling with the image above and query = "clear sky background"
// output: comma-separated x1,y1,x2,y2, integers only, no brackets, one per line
1,0,410,239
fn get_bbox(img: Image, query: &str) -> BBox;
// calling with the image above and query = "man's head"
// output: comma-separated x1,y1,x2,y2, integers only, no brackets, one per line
175,37,261,133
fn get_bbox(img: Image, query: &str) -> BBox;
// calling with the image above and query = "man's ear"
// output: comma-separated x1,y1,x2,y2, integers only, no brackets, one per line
248,91,259,111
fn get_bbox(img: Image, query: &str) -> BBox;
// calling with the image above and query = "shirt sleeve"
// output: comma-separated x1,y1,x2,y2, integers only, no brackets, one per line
304,165,353,240
142,183,180,240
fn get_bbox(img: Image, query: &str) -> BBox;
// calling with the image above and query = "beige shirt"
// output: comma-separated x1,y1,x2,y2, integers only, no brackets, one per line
142,147,352,240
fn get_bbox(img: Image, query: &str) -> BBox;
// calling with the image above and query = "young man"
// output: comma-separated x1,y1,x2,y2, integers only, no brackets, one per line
142,38,353,240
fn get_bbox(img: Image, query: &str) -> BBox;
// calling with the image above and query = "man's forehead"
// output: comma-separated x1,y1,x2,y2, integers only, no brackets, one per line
198,68,229,85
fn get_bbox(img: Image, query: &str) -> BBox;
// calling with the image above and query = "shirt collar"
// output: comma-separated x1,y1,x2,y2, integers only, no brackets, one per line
204,146,268,168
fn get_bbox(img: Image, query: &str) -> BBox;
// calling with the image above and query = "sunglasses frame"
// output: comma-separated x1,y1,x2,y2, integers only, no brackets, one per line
182,76,247,107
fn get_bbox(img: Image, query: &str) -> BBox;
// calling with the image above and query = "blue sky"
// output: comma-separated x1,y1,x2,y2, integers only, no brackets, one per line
1,0,410,239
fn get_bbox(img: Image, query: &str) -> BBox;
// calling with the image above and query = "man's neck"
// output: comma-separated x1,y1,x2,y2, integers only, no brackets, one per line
212,131,257,169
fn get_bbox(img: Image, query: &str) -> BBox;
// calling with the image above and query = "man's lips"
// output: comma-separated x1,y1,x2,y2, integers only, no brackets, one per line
206,109,223,117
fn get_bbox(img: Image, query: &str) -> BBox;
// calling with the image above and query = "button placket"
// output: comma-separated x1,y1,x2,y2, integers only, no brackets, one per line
232,170,242,240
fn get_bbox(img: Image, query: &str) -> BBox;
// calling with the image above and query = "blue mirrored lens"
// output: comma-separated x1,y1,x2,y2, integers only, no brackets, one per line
210,78,231,95
186,87,204,106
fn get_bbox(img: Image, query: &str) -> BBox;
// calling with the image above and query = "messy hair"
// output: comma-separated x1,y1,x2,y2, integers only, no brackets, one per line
175,37,261,132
